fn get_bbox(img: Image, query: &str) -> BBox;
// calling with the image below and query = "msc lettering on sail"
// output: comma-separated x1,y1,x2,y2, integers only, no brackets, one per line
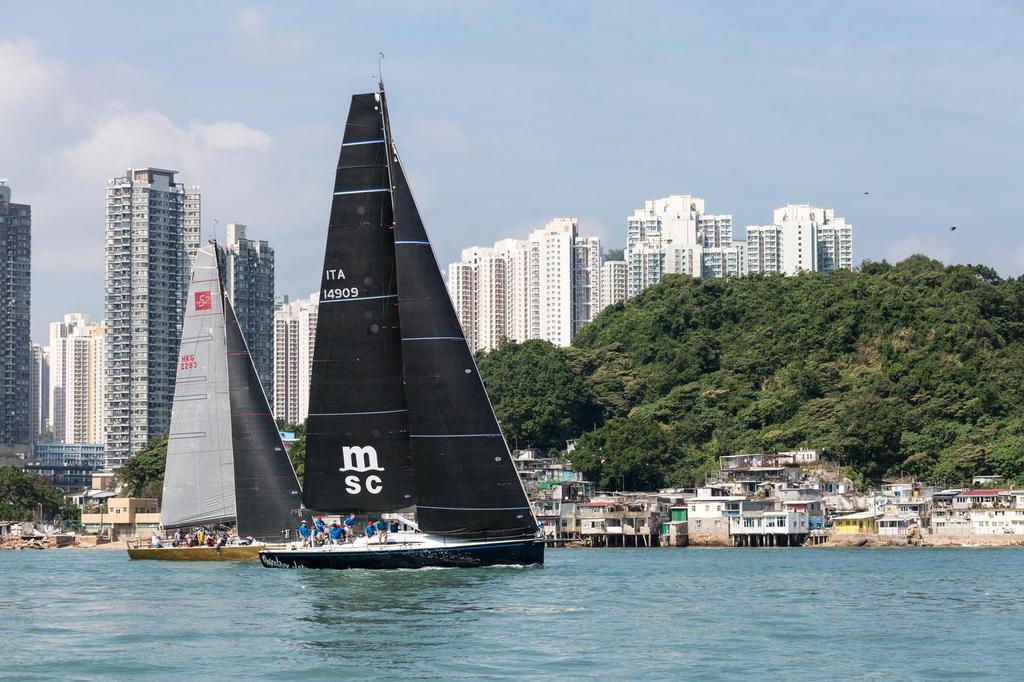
339,445,384,495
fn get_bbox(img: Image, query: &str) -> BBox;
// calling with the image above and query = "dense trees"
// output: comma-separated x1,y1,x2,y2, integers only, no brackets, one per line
476,340,602,453
479,256,1024,489
0,466,80,521
115,433,167,500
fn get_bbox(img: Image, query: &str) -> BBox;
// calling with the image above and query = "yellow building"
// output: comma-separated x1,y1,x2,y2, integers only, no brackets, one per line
81,497,161,539
833,511,879,535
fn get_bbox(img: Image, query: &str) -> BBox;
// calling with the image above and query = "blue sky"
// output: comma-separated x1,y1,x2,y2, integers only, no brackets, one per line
3,2,1022,342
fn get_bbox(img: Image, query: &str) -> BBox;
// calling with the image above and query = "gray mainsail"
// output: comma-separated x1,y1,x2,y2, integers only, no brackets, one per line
160,245,236,528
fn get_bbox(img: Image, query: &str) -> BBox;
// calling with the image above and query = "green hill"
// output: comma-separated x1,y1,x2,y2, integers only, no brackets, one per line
478,256,1024,490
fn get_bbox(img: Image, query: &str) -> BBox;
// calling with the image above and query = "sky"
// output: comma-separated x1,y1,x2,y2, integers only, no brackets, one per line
2,1,1023,343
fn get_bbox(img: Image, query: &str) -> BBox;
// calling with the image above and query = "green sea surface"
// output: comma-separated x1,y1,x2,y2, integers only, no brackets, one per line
2,547,1021,680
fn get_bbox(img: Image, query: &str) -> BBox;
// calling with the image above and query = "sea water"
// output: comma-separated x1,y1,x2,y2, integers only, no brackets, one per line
2,547,1021,681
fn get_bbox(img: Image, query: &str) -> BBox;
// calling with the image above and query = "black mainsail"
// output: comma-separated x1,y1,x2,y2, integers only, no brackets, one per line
301,87,537,541
303,92,416,513
224,296,302,540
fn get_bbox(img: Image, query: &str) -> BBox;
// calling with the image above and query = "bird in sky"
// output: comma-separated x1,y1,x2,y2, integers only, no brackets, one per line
864,191,869,195
949,226,957,231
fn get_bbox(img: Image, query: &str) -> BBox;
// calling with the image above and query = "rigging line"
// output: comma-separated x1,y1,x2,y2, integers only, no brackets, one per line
401,337,465,341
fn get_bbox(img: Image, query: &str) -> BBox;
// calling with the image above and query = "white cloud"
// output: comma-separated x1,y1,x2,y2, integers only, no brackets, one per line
228,7,313,62
0,39,297,341
0,40,64,123
197,120,273,150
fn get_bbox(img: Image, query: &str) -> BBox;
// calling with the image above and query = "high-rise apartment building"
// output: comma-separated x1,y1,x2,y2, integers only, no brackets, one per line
221,224,275,397
0,181,31,448
572,235,602,337
29,343,49,440
746,204,853,275
447,261,478,351
625,195,744,297
104,168,200,468
272,293,318,425
599,260,627,310
447,218,601,352
49,314,106,445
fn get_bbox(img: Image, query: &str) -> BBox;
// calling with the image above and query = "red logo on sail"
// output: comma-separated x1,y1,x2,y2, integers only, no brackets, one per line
195,291,212,311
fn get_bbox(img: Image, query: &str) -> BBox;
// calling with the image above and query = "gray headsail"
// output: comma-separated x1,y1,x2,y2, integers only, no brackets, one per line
160,245,236,528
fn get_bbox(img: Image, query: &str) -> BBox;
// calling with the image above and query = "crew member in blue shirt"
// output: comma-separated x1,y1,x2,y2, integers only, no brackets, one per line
375,518,388,544
343,513,356,542
298,521,312,546
328,521,343,545
365,522,375,540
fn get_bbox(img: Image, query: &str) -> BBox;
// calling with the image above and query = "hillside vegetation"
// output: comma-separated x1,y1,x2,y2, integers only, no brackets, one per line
478,256,1024,490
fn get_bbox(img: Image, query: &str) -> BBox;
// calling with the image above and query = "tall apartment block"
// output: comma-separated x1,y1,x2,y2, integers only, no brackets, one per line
447,218,601,352
572,235,602,338
746,204,853,275
49,314,105,445
221,224,275,397
104,168,200,468
599,260,627,310
272,293,318,425
29,343,49,440
625,195,744,297
0,181,31,449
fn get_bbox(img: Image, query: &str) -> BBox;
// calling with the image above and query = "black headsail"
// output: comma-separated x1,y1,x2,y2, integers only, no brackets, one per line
302,92,416,513
380,86,538,540
223,292,302,541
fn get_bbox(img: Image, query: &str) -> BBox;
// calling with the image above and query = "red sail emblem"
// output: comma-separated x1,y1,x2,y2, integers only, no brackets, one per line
195,290,212,311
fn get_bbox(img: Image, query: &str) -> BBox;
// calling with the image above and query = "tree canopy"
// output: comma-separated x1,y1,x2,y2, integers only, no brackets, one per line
115,433,167,500
476,340,602,453
478,256,1024,489
0,466,80,522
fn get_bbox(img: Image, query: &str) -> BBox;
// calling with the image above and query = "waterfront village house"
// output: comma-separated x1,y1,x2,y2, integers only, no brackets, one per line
80,497,160,539
578,497,664,547
953,489,1012,510
833,511,879,535
969,493,1024,534
660,506,689,547
687,486,769,544
878,514,921,537
730,510,810,546
782,499,825,530
929,489,969,536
